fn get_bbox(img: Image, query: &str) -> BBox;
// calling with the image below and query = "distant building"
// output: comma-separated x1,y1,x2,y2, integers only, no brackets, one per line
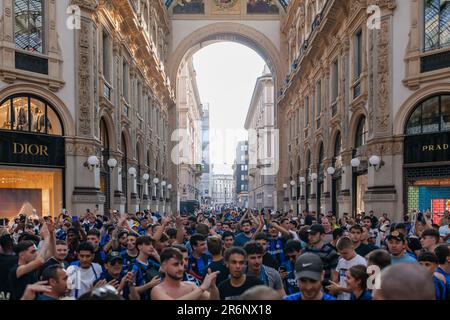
245,65,275,210
212,174,235,205
233,141,249,208
200,103,212,205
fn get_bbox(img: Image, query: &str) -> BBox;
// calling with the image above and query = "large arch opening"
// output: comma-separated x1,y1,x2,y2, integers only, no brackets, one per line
171,24,281,210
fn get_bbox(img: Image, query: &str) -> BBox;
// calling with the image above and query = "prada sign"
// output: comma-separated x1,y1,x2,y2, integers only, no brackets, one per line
0,130,65,167
404,132,450,164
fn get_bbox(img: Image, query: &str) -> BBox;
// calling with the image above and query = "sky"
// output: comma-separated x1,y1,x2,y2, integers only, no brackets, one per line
193,42,266,175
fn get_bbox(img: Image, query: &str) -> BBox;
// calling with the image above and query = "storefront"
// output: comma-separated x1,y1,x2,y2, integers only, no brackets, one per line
0,94,65,220
404,94,450,215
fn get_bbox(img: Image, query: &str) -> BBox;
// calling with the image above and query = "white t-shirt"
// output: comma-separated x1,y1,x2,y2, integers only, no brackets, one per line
66,263,102,299
336,254,367,300
439,225,450,243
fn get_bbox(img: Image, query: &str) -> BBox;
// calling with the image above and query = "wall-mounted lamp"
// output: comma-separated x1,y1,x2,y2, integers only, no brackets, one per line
153,178,160,184
327,167,336,175
142,173,150,181
310,173,318,181
128,167,137,177
290,180,296,186
351,158,361,168
283,183,288,189
107,158,117,169
299,176,306,184
167,184,172,190
84,155,99,171
161,181,167,187
369,155,385,171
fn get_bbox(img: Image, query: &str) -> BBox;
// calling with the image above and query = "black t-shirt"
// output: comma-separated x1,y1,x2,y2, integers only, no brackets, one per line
218,275,263,300
355,243,378,257
0,254,18,300
263,252,280,270
8,266,38,300
407,237,422,253
38,257,68,280
207,259,229,285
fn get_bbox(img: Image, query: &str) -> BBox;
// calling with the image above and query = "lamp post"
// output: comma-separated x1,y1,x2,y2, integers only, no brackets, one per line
107,158,117,210
283,183,288,213
153,177,159,212
167,184,172,212
161,181,166,213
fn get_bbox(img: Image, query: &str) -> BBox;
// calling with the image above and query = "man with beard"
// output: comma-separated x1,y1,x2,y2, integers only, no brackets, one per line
151,247,220,300
244,241,285,296
283,253,336,300
234,220,254,247
218,247,263,300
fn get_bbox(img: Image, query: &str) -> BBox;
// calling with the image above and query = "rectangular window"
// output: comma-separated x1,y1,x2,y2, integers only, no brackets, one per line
331,59,339,102
123,61,129,102
424,0,450,51
103,31,111,82
316,80,322,115
355,30,363,79
14,0,44,53
305,96,309,126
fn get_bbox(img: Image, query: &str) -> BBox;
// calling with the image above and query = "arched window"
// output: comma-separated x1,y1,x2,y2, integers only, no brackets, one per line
424,0,450,51
14,0,44,53
0,94,63,135
354,116,367,148
406,94,450,135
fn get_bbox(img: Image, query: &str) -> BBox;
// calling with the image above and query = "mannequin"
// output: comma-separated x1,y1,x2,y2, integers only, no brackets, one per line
15,104,28,130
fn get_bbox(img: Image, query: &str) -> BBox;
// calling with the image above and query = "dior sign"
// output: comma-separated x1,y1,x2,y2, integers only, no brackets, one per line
404,132,450,164
0,131,65,168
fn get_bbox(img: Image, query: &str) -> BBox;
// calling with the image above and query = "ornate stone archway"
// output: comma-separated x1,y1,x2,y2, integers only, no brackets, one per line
168,22,286,91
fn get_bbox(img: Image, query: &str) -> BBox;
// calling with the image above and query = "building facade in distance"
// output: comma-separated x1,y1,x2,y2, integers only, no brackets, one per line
245,66,275,211
212,174,235,206
277,0,450,221
234,141,249,208
177,56,202,203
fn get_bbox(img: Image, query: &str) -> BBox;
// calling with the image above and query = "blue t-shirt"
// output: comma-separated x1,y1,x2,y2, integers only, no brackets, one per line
36,294,58,300
131,259,161,300
268,237,288,266
234,233,253,247
281,260,299,295
188,253,212,279
284,291,336,300
433,275,447,300
350,290,372,300
435,267,450,299
391,253,417,264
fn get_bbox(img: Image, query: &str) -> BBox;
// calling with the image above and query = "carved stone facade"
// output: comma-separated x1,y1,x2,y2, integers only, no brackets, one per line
0,0,173,216
177,56,203,203
277,0,450,222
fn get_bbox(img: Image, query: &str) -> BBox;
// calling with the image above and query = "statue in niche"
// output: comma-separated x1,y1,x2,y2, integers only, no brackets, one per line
173,0,204,14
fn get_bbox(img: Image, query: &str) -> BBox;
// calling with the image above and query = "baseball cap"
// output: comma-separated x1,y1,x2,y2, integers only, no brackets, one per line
294,253,323,281
307,224,325,235
386,230,405,242
107,252,123,264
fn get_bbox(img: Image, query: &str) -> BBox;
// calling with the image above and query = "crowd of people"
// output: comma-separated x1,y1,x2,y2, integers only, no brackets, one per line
0,206,449,301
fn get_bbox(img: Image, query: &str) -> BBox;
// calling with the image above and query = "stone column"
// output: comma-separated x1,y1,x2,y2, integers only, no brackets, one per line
69,0,106,216
364,1,399,219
